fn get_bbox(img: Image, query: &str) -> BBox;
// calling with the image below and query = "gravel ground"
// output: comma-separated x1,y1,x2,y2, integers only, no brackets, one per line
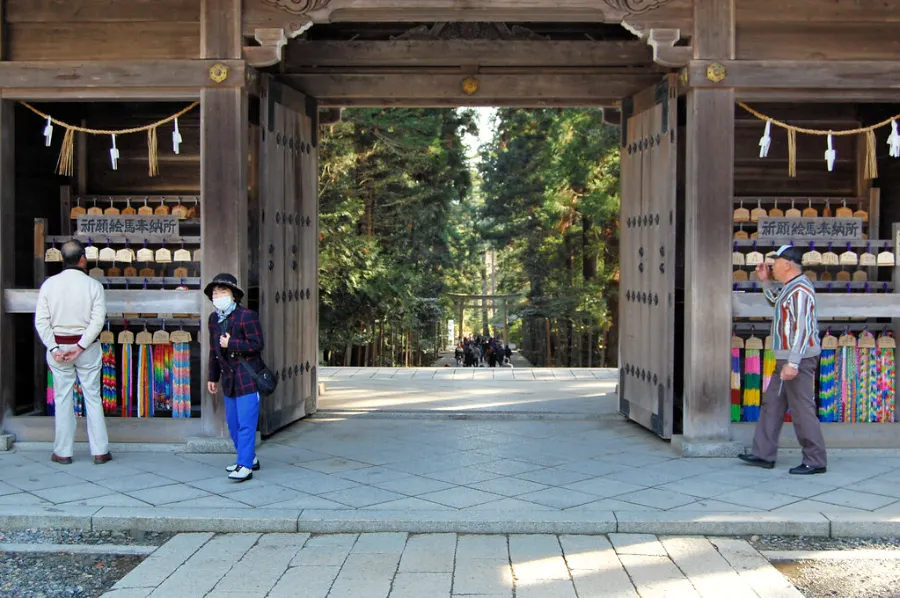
749,535,900,551
747,535,900,598
774,559,900,598
0,529,174,547
0,552,144,598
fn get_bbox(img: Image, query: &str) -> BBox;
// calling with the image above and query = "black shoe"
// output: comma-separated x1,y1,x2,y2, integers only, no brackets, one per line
790,464,826,475
738,454,775,469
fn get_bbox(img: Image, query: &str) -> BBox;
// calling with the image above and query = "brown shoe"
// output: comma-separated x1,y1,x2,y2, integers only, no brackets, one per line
50,453,72,465
93,452,112,465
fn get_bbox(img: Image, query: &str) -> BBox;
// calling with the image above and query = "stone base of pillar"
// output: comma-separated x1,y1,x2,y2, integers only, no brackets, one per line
0,433,15,451
185,433,261,454
672,435,744,458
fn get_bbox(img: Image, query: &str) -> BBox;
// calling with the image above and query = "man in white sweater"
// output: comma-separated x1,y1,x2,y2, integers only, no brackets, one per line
34,240,111,465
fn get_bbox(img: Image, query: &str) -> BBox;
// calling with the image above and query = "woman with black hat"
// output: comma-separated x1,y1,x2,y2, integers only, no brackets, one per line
205,273,264,482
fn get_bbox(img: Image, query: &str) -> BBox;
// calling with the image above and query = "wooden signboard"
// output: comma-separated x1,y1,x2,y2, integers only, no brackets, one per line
757,217,862,241
75,215,180,240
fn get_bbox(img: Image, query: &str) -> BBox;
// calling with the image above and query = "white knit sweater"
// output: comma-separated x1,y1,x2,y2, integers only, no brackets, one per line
34,268,107,350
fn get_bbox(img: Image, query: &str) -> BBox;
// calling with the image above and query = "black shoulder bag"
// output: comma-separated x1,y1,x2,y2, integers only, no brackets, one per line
221,317,278,397
238,360,278,397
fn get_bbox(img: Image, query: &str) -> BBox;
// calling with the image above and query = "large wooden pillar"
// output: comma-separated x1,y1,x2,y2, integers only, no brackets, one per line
199,0,247,438
0,101,14,434
682,0,736,450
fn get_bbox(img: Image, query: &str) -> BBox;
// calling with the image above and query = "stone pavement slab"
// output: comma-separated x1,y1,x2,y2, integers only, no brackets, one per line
3,371,900,536
102,532,804,598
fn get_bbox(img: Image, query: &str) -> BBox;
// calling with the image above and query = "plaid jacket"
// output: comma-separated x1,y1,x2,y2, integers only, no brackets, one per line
208,304,266,398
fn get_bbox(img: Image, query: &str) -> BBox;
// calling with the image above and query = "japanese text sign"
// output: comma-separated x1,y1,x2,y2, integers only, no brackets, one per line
75,216,180,240
757,217,862,241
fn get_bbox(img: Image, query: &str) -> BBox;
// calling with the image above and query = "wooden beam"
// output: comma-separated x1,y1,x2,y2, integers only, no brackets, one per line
1,89,206,101
694,0,734,59
0,0,7,61
0,101,12,430
735,89,900,103
6,22,201,61
689,60,900,90
647,29,692,67
736,23,900,61
736,0,900,23
601,108,622,126
246,0,617,25
201,0,241,59
6,0,201,22
284,40,655,69
683,0,734,445
684,87,735,445
284,73,661,106
733,293,900,319
0,60,245,91
200,86,248,438
201,0,244,439
244,27,288,68
5,416,203,444
3,289,202,315
318,107,342,125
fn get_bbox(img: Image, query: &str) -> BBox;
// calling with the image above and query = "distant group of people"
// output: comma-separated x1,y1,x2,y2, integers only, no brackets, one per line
455,335,512,368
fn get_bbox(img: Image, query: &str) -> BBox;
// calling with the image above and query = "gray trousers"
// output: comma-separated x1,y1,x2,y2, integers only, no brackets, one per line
752,357,827,468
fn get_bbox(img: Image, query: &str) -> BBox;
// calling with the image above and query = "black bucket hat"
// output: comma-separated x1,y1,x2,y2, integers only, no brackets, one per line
204,273,244,302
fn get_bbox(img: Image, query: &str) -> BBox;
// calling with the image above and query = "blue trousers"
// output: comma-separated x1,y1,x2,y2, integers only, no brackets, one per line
224,392,259,468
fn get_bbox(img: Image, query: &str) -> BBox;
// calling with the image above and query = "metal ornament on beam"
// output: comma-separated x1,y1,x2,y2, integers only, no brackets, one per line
706,62,727,84
209,64,230,84
461,77,480,96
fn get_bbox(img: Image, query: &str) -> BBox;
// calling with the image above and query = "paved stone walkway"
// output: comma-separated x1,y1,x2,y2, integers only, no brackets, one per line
431,349,535,368
101,532,803,598
319,366,618,415
1,368,899,537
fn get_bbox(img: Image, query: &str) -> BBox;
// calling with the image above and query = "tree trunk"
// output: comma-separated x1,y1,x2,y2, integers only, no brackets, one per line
343,343,352,367
481,253,490,336
390,322,396,367
575,319,582,367
587,326,593,368
582,215,597,282
545,318,552,366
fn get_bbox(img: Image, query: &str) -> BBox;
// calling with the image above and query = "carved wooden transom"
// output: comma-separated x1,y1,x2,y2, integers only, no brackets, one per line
602,0,674,14
391,23,549,41
261,0,331,15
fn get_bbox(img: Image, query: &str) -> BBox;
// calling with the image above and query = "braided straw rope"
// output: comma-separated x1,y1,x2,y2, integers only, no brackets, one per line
738,102,900,179
20,101,199,177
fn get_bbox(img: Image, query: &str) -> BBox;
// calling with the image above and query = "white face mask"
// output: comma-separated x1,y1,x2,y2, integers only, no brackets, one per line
212,296,234,312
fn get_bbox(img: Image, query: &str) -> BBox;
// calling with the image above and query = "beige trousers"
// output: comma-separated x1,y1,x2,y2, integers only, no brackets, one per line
47,342,109,458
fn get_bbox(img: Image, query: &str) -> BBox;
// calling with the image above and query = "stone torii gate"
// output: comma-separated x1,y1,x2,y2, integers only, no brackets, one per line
447,294,520,344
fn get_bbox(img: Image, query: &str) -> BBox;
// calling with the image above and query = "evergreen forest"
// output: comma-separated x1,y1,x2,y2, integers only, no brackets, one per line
318,108,621,367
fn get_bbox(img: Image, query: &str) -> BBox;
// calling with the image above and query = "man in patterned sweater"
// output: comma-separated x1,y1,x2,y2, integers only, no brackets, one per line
739,245,827,475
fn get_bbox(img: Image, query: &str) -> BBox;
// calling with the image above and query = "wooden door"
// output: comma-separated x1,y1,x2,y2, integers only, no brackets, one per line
618,76,677,439
258,76,319,436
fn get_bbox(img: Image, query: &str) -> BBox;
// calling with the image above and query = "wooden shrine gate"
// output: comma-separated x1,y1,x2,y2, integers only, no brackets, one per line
618,76,678,439
257,76,319,436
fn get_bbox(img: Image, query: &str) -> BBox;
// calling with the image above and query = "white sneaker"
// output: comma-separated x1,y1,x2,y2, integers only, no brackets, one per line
225,457,260,472
228,465,253,482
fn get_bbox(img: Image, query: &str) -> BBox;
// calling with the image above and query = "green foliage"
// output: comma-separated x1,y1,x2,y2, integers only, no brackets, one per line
318,109,481,358
317,107,621,366
479,109,621,363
